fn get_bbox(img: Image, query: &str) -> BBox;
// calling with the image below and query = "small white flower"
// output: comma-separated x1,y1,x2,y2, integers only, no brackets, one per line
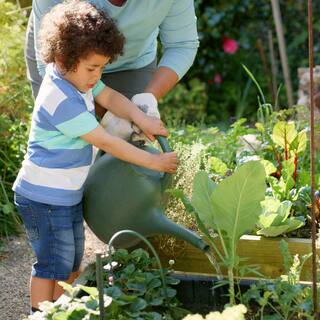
168,259,175,266
103,261,118,271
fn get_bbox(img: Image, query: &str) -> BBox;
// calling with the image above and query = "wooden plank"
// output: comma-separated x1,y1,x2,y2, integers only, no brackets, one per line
152,236,316,281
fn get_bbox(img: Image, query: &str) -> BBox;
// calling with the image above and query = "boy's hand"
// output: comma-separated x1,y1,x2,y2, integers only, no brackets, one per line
150,152,178,174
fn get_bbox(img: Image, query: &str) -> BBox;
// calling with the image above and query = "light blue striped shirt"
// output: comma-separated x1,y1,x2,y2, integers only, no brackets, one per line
13,64,101,206
32,0,199,80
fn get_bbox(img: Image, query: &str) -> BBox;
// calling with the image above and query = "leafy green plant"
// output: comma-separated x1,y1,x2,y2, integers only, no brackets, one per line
271,121,307,182
28,248,188,319
256,197,305,237
243,240,313,319
99,248,188,319
0,1,31,238
170,161,266,305
28,283,108,319
159,78,207,125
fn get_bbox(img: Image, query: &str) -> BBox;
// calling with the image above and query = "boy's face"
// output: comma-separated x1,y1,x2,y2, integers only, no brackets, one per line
63,53,110,93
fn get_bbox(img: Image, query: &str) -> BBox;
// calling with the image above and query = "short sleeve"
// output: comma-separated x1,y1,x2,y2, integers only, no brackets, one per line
51,97,99,138
92,80,106,98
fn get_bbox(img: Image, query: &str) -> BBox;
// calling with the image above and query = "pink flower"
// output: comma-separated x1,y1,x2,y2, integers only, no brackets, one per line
222,36,239,54
108,276,113,285
214,73,222,85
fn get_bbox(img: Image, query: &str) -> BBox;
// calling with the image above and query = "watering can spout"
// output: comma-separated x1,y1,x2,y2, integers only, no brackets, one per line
154,213,209,252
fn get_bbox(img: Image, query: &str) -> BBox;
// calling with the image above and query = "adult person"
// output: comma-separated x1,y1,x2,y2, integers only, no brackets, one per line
25,0,199,116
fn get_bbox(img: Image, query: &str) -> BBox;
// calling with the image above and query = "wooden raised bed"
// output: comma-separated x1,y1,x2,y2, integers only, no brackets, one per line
152,235,317,281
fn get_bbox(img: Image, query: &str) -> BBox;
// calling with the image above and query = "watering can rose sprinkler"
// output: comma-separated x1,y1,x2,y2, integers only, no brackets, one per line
83,135,210,254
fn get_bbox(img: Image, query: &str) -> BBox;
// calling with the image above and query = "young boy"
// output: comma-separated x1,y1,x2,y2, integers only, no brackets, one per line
13,0,177,313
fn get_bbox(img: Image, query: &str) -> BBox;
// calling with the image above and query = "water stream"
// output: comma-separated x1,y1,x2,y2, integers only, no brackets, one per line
204,249,223,281
204,249,224,297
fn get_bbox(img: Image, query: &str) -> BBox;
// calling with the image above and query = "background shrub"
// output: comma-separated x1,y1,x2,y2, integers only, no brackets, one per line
0,1,31,237
183,0,320,122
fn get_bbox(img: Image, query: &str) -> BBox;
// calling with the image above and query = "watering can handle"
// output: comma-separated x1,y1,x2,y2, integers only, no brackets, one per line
155,135,172,153
155,135,172,188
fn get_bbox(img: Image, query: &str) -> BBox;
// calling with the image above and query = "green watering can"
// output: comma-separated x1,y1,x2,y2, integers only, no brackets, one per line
83,136,209,251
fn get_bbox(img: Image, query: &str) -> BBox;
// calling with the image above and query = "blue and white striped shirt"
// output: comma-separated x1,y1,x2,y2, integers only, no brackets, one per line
13,64,101,206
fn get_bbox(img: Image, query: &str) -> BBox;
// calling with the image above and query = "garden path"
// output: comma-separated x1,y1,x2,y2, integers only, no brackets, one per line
0,224,105,320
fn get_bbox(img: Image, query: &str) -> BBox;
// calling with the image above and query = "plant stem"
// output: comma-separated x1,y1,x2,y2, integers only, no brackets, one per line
228,267,235,305
293,153,298,185
267,302,285,319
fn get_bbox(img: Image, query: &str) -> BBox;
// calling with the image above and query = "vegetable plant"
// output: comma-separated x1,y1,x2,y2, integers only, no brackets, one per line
243,240,313,319
170,161,266,305
256,197,305,237
28,248,188,319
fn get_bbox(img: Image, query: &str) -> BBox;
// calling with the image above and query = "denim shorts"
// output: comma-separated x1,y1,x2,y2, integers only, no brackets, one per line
14,193,85,280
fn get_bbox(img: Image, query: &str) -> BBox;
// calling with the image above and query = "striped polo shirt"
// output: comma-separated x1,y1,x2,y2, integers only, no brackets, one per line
13,63,103,206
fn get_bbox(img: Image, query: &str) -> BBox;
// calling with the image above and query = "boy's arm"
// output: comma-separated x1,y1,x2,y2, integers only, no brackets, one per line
95,85,143,121
94,86,166,141
80,125,177,173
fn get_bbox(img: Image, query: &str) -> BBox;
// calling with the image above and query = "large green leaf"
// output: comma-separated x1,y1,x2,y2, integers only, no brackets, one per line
257,218,305,237
290,130,307,153
210,161,266,241
260,159,277,176
257,197,305,237
191,171,217,228
78,285,98,297
272,121,297,149
259,198,292,227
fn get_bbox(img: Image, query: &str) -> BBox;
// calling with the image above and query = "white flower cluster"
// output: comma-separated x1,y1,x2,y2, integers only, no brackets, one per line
182,304,247,320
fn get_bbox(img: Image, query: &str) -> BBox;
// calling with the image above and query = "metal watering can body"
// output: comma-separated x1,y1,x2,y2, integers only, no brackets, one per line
83,137,208,251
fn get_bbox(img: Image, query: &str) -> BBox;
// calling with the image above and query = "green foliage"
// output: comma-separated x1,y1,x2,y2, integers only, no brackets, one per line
243,240,313,319
159,78,207,125
28,248,188,319
0,0,32,118
257,197,305,237
170,161,266,305
186,0,320,123
167,111,315,238
27,282,107,320
0,1,31,237
98,248,188,319
208,157,229,176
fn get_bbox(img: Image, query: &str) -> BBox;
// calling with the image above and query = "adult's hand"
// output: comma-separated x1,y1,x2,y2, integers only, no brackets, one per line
131,93,161,142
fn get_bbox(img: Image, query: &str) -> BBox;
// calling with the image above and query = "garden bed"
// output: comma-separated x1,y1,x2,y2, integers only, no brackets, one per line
43,243,313,320
73,261,248,316
152,235,316,281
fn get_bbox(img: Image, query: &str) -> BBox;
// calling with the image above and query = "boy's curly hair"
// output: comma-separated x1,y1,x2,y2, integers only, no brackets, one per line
39,0,125,73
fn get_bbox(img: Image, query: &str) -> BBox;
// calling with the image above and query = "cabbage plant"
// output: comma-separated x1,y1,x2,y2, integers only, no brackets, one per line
171,161,266,305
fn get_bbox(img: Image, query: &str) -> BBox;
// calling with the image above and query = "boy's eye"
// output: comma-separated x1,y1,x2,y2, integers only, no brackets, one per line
87,68,95,72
